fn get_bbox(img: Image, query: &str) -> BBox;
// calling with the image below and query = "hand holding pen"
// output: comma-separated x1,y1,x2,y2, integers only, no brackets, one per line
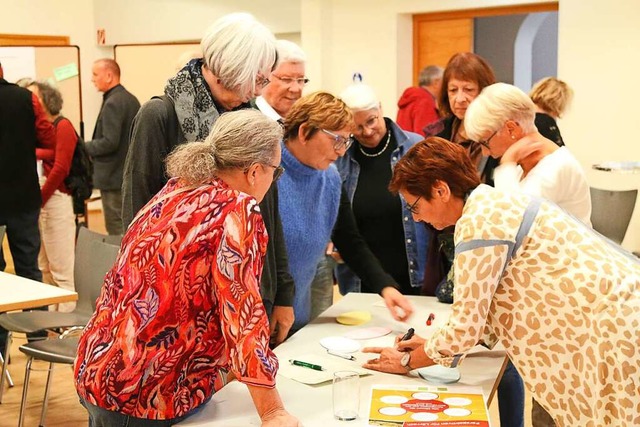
395,327,426,352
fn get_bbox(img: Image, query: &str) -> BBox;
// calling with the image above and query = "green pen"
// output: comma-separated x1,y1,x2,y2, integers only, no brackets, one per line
289,359,325,371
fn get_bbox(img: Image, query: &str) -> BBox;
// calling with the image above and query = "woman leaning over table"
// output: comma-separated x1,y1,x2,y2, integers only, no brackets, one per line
28,81,77,312
278,91,414,331
333,82,428,296
362,137,640,427
74,110,300,427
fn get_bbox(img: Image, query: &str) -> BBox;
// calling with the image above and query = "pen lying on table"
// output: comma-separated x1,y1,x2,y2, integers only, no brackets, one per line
289,359,325,371
327,350,356,361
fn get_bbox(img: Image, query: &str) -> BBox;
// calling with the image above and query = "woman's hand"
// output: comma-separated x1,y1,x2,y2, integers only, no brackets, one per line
395,334,426,352
501,134,544,164
381,287,414,322
261,409,301,426
270,306,294,346
361,346,408,374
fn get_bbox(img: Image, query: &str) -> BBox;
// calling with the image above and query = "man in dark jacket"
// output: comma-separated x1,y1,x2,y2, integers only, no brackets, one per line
0,61,56,353
85,59,140,235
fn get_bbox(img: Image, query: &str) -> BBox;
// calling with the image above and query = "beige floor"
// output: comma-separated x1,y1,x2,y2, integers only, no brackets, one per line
0,209,533,426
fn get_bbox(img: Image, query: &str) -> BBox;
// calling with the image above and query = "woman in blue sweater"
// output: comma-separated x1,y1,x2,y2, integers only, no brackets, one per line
278,92,413,331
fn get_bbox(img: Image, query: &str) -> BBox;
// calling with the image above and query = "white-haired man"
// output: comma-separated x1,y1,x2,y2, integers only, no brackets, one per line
254,39,308,120
252,39,308,336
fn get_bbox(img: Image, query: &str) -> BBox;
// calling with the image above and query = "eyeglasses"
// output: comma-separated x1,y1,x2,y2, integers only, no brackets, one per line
407,196,421,214
357,115,379,133
321,129,355,151
262,163,285,181
262,164,284,181
477,130,498,149
271,74,310,87
255,75,271,89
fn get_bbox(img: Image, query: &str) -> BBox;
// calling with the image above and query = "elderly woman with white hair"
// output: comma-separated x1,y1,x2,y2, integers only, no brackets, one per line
122,13,297,346
333,83,429,297
465,82,591,225
75,110,300,427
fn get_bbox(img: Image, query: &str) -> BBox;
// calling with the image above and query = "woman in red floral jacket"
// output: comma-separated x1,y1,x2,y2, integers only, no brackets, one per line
74,110,299,427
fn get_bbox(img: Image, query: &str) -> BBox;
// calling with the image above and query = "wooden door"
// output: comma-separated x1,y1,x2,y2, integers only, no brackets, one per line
414,18,472,85
412,3,559,85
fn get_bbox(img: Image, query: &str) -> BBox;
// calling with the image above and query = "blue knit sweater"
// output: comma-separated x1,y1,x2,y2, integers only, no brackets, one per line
277,144,341,329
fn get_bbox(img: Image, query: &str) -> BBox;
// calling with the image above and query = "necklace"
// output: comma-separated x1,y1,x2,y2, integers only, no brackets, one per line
358,130,391,157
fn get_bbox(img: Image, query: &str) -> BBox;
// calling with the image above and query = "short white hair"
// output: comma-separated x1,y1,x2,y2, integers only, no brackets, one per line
340,83,379,112
201,13,276,97
275,40,306,66
466,83,537,141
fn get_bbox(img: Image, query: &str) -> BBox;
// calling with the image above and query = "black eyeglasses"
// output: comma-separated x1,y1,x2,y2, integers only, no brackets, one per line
407,196,421,214
477,129,498,149
263,163,285,181
321,129,355,151
271,74,310,86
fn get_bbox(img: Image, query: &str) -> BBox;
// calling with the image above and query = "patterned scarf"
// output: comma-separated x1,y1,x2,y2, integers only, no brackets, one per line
164,58,220,142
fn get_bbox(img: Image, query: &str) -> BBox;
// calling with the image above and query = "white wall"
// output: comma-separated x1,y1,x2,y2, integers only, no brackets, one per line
93,0,301,45
558,0,640,250
1,0,110,136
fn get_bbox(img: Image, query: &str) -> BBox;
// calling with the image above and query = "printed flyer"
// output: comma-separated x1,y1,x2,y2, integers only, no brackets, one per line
367,384,490,427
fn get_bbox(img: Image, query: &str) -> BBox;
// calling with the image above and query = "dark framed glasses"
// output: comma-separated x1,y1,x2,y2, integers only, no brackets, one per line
477,129,498,149
407,196,422,214
263,163,285,181
321,128,355,151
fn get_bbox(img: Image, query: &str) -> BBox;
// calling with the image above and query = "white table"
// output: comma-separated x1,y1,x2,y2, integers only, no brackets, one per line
592,161,640,173
178,293,506,427
0,271,78,312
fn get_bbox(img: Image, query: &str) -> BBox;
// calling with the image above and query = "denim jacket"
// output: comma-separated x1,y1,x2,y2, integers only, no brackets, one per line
333,118,430,294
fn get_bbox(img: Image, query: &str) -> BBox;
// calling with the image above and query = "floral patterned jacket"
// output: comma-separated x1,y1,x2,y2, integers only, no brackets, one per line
74,177,277,420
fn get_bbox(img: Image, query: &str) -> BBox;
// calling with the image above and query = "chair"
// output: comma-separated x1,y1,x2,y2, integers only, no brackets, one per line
589,187,638,244
0,225,12,388
0,227,121,402
17,334,79,427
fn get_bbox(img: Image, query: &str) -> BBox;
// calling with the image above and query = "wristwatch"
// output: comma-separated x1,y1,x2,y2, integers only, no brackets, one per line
400,352,412,371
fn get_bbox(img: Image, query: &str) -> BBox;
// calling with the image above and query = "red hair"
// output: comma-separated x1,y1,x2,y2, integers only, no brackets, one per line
389,137,480,199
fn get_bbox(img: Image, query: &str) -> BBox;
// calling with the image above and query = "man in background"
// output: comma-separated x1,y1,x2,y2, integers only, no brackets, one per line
254,39,308,121
85,58,140,235
0,61,56,353
396,65,443,136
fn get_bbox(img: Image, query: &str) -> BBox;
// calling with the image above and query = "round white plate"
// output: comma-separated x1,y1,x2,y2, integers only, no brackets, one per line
319,336,361,353
343,326,392,340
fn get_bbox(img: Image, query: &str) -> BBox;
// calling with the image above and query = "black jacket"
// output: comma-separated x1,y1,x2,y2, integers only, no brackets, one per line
0,79,53,214
86,84,140,190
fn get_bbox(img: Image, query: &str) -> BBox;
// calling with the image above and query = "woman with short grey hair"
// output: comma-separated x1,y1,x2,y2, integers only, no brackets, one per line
334,82,429,299
76,110,300,427
27,80,78,311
